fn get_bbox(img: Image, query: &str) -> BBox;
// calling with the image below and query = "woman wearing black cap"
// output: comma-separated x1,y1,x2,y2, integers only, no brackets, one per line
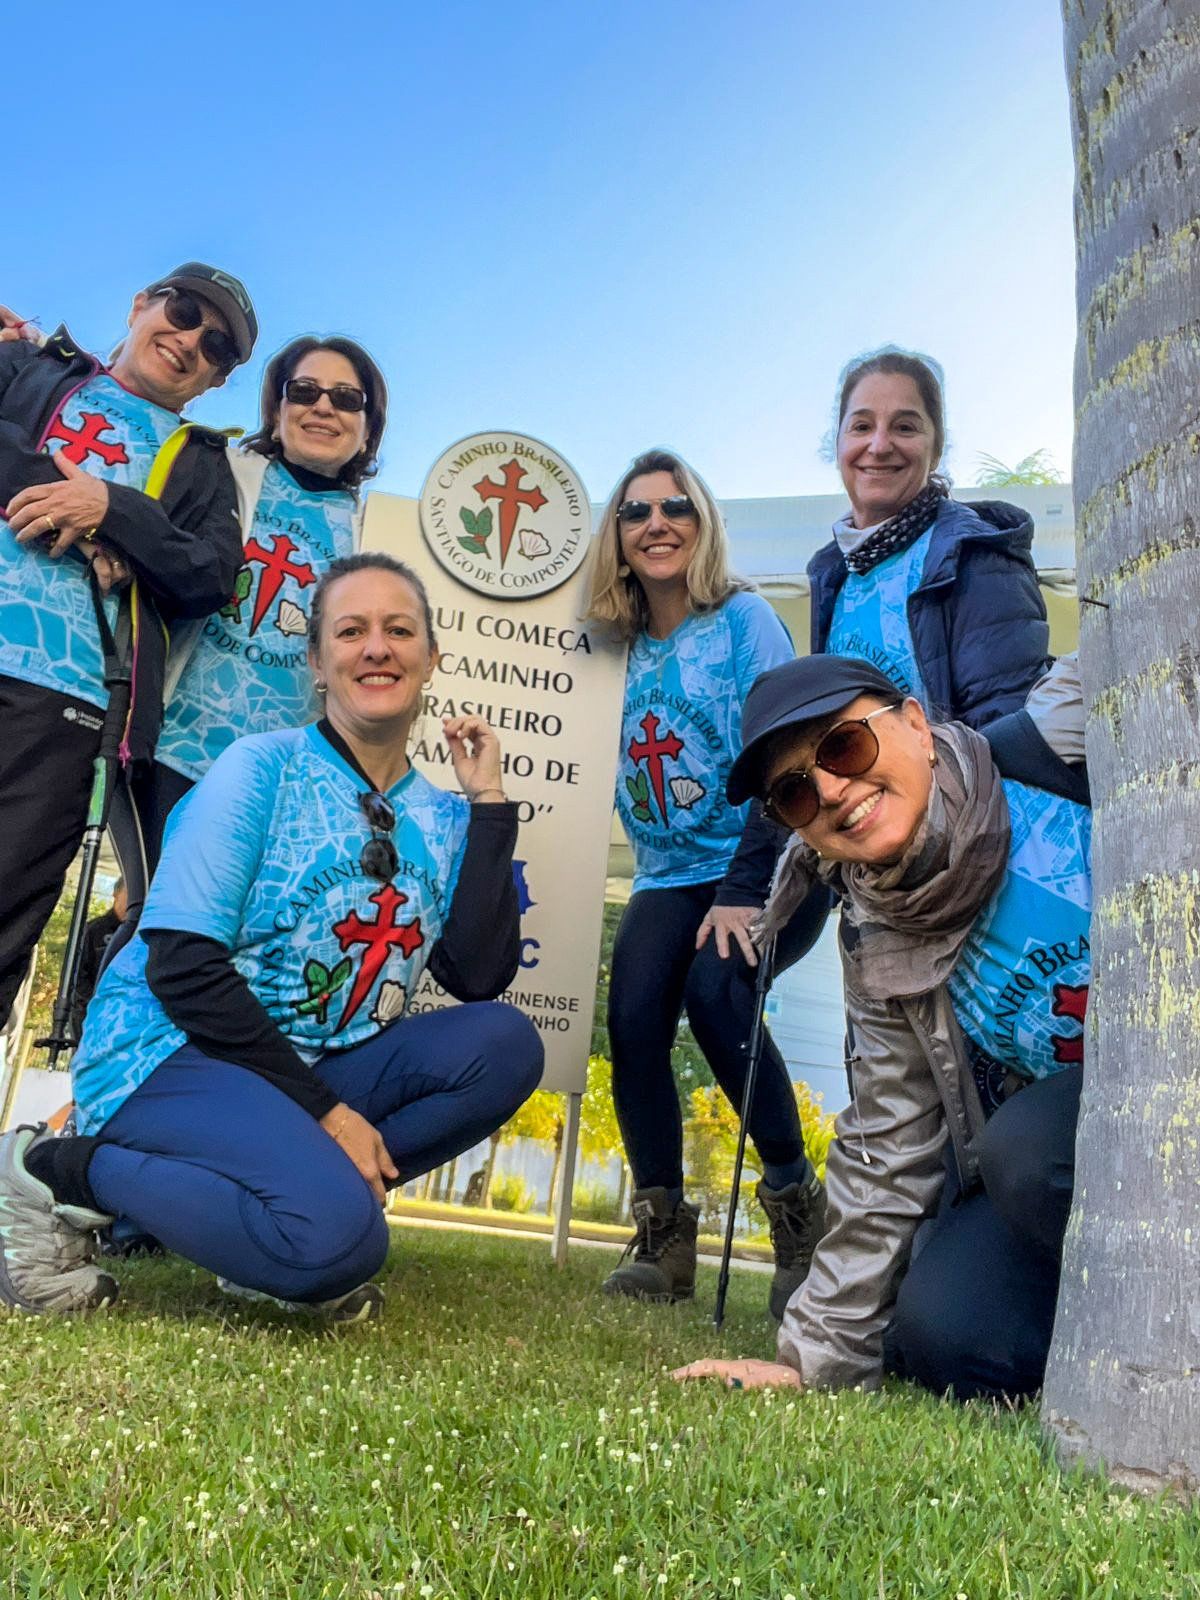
0,265,255,1034
676,654,1090,1400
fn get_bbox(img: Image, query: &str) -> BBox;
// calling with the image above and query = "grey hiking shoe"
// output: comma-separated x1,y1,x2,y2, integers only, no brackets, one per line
758,1174,827,1322
602,1187,699,1303
0,1126,118,1314
217,1277,385,1324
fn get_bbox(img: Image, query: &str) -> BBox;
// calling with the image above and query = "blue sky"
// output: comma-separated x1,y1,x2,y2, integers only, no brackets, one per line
7,0,1076,503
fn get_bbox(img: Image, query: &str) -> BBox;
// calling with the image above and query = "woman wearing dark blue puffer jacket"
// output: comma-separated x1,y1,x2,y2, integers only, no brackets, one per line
806,347,1050,729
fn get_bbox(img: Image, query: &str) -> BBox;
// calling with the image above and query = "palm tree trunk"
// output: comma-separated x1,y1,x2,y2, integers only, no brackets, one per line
1044,0,1200,1493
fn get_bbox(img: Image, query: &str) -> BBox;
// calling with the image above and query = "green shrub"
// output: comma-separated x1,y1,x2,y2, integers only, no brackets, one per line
571,1180,623,1224
490,1172,535,1214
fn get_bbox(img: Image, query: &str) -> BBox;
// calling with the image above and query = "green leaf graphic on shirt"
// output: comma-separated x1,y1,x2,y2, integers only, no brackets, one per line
291,957,354,1025
458,505,493,556
220,566,253,623
625,770,653,824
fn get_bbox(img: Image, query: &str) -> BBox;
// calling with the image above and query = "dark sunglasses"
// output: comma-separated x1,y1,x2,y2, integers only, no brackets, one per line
158,289,238,370
283,377,368,413
762,704,900,830
359,790,399,883
617,494,697,525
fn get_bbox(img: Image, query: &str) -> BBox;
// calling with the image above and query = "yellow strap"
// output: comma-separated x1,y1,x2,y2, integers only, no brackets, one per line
143,424,194,501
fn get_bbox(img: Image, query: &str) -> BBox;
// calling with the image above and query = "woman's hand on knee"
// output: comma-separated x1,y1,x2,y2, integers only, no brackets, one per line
320,1103,399,1205
695,905,760,965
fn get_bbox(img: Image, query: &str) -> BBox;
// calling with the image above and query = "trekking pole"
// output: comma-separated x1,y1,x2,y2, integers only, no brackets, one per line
713,930,777,1330
37,583,133,1069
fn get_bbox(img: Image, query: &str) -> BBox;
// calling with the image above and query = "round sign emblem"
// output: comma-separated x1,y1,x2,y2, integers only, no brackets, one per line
419,431,591,600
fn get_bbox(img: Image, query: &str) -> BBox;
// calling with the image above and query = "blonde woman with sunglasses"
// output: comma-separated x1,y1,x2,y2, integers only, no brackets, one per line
584,449,828,1315
675,653,1090,1401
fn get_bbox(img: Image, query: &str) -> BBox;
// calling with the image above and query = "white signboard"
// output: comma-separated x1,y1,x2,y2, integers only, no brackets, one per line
362,439,626,1095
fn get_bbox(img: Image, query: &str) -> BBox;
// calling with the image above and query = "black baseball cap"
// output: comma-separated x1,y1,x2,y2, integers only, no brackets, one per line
144,262,258,364
727,655,905,805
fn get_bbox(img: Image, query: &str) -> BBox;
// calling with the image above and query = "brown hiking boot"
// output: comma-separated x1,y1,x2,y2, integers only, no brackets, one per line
758,1174,827,1321
602,1187,699,1303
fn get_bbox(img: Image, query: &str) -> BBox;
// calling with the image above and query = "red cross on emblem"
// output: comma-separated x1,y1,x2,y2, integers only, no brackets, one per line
628,711,685,825
242,533,317,635
473,459,548,566
46,412,130,468
331,884,424,1029
1050,981,1089,1064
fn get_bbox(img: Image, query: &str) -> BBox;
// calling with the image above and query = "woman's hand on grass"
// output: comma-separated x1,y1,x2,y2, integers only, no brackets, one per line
671,1358,803,1391
321,1102,398,1205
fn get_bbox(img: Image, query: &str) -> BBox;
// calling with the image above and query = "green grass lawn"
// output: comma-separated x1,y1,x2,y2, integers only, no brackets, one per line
2,1228,1195,1600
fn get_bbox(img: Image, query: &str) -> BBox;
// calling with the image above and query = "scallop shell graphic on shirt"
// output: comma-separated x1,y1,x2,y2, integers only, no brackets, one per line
371,980,408,1027
668,776,707,810
517,527,551,560
275,598,309,638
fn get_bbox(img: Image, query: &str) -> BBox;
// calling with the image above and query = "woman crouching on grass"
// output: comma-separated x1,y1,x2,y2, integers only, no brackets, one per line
676,653,1090,1400
0,553,542,1321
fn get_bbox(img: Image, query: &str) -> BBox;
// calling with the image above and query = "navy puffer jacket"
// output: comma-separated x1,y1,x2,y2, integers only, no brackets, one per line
806,497,1050,729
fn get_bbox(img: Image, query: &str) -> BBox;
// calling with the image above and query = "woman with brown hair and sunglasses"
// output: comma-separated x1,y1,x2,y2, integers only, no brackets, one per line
143,335,389,865
584,449,829,1316
675,653,1090,1401
0,552,542,1320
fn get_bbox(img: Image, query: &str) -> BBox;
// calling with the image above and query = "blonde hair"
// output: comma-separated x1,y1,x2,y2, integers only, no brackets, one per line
583,448,750,641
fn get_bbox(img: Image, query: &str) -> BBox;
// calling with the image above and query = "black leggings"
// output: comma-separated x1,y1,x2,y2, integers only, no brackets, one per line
607,880,831,1191
884,1063,1082,1402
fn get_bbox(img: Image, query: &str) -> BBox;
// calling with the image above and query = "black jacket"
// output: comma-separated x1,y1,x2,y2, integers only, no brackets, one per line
0,327,242,760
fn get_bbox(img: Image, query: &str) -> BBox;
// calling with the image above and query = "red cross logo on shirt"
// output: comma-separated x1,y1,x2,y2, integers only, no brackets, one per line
46,412,131,468
473,459,548,567
628,711,685,825
242,533,317,635
1050,982,1089,1064
331,884,424,1029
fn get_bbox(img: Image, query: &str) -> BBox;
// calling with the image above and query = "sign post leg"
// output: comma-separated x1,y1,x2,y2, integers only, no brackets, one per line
552,1091,583,1267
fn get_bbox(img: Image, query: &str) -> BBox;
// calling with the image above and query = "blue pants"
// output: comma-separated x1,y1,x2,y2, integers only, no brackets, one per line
86,1003,543,1304
608,881,830,1191
884,1063,1082,1401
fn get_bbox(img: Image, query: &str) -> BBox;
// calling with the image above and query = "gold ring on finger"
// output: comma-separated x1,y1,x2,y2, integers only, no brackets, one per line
43,514,56,533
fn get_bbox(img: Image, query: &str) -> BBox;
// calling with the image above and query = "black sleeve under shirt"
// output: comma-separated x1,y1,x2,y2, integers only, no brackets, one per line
426,802,520,1000
143,930,339,1120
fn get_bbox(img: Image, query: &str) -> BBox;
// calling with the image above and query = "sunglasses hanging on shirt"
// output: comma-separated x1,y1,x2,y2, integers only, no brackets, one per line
359,790,400,884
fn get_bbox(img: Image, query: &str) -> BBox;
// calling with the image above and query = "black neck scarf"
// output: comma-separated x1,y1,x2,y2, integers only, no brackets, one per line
843,480,949,576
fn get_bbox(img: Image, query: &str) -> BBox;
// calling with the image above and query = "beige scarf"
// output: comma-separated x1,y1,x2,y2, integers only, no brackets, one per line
760,722,1010,1001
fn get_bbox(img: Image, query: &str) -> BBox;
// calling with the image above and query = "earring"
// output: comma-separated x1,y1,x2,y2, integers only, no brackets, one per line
617,563,631,578
315,680,327,694
928,750,937,767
